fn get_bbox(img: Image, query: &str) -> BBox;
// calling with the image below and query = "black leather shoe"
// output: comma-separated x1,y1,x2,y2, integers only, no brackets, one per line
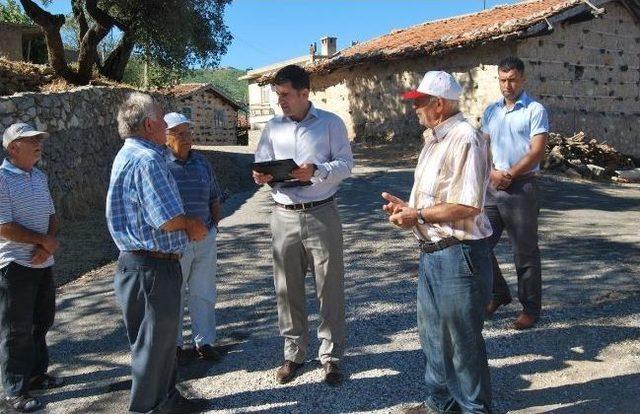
195,344,221,361
323,361,343,386
167,395,210,414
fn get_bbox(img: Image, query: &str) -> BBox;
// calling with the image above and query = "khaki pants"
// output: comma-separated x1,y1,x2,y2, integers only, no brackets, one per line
270,201,345,364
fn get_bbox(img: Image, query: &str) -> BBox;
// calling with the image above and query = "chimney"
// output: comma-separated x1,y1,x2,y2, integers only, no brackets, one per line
320,36,337,57
309,42,317,62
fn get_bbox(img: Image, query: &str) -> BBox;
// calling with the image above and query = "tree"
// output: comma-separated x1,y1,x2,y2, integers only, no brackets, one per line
0,0,31,24
19,0,233,85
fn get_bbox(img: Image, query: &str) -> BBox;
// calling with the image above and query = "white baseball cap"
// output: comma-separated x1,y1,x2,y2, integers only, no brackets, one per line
401,71,462,101
164,112,193,130
2,123,49,149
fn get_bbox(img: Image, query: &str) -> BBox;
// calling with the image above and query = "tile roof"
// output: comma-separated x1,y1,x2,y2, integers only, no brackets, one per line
160,83,243,109
311,0,608,74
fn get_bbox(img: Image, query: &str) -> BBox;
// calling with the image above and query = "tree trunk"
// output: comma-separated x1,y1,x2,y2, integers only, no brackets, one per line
99,32,135,82
19,0,79,83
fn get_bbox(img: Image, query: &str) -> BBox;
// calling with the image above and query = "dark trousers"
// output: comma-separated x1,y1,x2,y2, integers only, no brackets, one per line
114,252,182,414
417,240,493,413
485,177,542,317
0,263,55,397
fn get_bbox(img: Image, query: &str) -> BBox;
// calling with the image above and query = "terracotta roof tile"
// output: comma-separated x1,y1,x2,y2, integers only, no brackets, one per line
313,0,589,73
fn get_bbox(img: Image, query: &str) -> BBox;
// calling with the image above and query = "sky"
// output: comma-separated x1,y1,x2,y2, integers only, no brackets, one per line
41,0,522,70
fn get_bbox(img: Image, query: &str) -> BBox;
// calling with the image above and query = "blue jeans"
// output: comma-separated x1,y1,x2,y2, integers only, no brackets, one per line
0,263,55,397
417,240,493,414
114,252,182,414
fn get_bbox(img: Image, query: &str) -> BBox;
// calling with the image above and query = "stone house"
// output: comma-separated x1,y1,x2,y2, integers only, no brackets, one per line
0,22,45,63
256,0,640,158
240,36,338,131
162,83,243,145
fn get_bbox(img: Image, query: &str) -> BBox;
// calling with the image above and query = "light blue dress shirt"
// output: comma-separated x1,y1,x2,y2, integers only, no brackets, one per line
255,103,354,204
482,91,549,173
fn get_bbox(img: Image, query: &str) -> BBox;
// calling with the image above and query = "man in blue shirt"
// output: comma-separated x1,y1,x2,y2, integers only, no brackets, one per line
106,93,209,414
0,123,63,413
253,65,353,386
164,112,222,363
482,57,549,330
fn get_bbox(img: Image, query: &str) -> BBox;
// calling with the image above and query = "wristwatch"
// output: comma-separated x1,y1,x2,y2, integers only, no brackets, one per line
416,208,426,225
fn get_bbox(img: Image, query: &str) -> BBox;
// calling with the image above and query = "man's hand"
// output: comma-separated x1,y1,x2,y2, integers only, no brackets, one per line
39,235,60,255
490,170,512,190
252,171,273,185
290,164,315,182
389,207,418,229
31,246,51,265
381,192,407,216
185,217,208,242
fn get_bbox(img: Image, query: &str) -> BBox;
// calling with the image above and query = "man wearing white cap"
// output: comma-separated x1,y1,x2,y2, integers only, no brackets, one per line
0,123,63,413
382,71,494,413
164,112,222,362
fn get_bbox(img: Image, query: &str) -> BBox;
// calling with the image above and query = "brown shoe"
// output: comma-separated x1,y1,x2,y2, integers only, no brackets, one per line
513,312,538,330
401,403,439,414
322,361,342,386
485,297,512,317
275,360,303,384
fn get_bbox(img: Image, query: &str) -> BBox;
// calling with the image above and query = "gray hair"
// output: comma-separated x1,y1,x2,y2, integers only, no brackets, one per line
117,92,159,138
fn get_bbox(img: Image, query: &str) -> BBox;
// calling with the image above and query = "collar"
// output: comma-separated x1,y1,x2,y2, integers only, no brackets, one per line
0,159,31,175
500,91,531,110
283,102,318,123
431,112,465,142
167,150,194,165
126,137,168,155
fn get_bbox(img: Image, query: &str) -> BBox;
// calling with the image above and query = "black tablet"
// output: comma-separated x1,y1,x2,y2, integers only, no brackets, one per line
252,159,299,182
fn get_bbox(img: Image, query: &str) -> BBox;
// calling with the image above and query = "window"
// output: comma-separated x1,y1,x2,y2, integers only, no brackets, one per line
260,85,271,104
214,109,225,127
182,107,192,119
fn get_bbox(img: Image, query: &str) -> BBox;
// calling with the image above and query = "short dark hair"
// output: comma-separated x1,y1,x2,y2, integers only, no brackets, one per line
273,65,310,90
498,56,525,74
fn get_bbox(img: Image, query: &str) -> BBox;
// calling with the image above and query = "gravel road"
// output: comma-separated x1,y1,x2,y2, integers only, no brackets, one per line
8,146,639,414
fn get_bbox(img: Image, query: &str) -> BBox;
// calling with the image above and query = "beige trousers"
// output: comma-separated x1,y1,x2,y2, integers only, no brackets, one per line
270,201,345,364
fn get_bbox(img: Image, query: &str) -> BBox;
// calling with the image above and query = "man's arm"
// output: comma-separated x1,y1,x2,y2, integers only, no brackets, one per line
0,220,58,253
31,214,59,265
304,117,353,184
161,215,208,241
507,133,547,179
388,203,480,229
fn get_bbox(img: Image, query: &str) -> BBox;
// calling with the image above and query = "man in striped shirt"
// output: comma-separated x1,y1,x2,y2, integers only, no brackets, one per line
164,112,222,363
106,93,209,414
0,123,63,413
383,72,494,414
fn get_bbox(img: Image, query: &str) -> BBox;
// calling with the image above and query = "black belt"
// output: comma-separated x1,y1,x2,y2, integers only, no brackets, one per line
276,196,335,211
127,250,181,261
418,237,461,253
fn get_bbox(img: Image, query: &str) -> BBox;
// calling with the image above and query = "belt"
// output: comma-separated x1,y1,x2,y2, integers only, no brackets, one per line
418,237,461,253
128,250,181,261
276,196,335,211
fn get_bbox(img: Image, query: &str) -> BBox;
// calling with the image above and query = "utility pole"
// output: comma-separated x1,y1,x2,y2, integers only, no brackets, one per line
483,0,487,9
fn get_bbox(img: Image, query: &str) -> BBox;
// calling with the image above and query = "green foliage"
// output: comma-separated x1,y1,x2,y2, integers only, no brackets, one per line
181,67,248,104
0,0,31,24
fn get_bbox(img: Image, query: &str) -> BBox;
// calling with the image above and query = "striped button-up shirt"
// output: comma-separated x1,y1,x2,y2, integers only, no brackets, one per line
255,103,354,205
167,151,220,230
409,113,493,242
0,159,55,269
106,138,188,254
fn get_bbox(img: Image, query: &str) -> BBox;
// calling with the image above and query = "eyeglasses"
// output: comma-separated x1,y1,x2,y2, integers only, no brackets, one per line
413,96,437,109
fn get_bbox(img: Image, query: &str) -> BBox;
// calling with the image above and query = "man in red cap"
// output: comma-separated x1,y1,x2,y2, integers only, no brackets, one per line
383,71,494,413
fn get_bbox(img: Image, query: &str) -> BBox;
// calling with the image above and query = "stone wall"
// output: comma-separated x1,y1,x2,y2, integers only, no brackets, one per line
0,25,23,61
0,86,173,218
518,2,640,157
309,2,639,157
175,90,238,145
